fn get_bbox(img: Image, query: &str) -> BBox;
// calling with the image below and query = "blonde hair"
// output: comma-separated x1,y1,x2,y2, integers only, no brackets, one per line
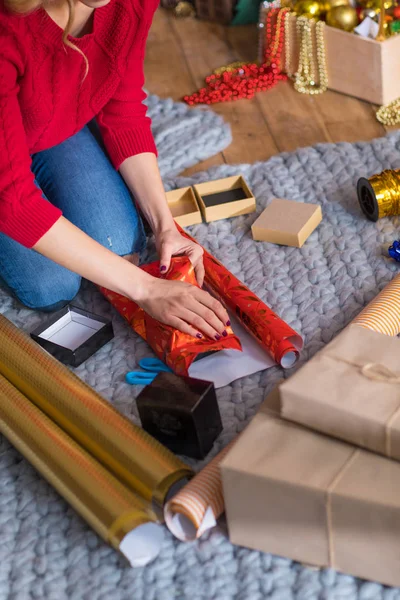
5,0,89,76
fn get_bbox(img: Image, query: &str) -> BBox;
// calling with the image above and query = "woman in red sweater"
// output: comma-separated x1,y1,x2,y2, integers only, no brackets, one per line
0,0,230,341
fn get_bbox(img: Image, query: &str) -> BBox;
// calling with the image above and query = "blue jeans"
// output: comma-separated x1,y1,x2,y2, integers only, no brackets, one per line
0,125,146,311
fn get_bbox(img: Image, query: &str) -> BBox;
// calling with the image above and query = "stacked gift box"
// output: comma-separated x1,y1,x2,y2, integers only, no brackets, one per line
220,275,400,587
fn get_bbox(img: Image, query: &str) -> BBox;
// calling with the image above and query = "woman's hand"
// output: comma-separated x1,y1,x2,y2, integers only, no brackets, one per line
136,276,230,340
156,228,205,287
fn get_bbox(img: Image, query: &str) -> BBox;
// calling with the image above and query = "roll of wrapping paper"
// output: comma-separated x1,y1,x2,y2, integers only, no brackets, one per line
164,440,235,541
357,170,400,222
352,274,400,335
0,315,193,519
0,373,164,567
176,225,303,367
100,256,242,376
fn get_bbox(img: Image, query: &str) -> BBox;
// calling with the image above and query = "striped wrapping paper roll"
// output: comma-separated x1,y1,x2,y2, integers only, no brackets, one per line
0,373,163,567
164,441,234,541
352,274,400,335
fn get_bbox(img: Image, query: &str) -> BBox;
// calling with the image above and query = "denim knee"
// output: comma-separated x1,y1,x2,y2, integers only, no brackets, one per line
17,272,82,312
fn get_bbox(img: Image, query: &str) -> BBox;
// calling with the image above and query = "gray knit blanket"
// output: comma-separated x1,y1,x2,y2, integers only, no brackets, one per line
1,93,400,600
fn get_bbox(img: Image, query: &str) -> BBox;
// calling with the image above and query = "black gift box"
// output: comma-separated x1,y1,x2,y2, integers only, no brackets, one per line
136,372,223,459
30,305,114,367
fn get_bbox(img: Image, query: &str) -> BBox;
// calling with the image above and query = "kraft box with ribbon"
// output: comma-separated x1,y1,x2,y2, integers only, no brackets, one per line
221,387,400,587
279,325,400,461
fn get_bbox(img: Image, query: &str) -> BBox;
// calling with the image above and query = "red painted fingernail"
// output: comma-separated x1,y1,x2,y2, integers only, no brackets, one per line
160,265,167,272
215,334,221,340
196,333,202,339
222,330,227,337
226,320,231,326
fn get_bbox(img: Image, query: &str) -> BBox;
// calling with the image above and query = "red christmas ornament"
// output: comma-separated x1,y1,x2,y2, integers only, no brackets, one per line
183,8,289,105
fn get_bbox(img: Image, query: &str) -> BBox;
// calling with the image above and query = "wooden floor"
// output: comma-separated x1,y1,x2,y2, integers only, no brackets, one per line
144,8,396,176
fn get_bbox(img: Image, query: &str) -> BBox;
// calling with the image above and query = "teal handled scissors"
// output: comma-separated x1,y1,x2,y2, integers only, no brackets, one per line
125,357,172,385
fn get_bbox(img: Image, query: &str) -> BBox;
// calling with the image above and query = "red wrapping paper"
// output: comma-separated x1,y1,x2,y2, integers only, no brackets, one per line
99,256,242,376
176,225,303,366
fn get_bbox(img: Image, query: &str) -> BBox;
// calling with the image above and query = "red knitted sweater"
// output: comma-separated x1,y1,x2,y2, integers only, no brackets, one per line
0,0,158,248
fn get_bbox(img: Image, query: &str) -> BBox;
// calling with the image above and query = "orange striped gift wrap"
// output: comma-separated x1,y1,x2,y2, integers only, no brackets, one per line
164,441,235,541
352,274,400,335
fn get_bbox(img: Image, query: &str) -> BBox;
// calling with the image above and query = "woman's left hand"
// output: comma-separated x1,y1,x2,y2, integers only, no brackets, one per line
156,228,205,287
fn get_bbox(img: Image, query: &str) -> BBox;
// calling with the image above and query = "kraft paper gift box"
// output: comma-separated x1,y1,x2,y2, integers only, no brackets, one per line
262,12,400,105
280,325,400,461
221,388,400,588
193,176,256,223
165,187,202,228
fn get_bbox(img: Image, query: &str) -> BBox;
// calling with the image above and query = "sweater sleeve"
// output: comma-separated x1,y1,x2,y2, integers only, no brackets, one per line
96,1,158,170
0,32,62,248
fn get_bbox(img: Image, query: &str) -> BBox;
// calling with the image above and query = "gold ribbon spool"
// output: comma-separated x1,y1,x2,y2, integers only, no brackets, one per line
357,169,400,222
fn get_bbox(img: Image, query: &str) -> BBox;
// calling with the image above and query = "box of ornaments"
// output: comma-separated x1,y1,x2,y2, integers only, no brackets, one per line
259,0,400,106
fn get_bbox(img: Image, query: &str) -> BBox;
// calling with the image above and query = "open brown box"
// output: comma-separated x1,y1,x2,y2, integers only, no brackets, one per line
282,13,400,106
193,175,256,223
165,187,202,228
166,176,256,226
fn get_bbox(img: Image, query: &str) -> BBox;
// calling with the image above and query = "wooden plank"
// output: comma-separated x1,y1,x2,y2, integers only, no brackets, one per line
145,9,226,173
313,90,386,143
170,16,278,164
255,82,331,152
226,21,331,152
144,8,195,99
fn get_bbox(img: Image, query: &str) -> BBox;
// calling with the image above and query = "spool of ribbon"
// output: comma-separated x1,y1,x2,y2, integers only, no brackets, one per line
357,169,400,222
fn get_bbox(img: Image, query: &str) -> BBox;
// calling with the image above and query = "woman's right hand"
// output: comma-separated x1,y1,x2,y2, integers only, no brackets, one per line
136,276,230,340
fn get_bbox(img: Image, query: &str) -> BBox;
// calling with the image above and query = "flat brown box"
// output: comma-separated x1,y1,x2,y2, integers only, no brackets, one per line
166,187,202,228
251,199,322,247
221,388,400,588
279,13,400,105
193,176,256,223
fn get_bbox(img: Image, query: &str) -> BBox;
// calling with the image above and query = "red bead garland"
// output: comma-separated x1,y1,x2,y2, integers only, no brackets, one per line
183,8,288,105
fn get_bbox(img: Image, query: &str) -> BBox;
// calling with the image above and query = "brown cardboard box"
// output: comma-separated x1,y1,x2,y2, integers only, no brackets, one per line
251,199,322,247
193,176,256,223
166,187,202,228
221,388,400,587
280,325,400,461
278,13,400,105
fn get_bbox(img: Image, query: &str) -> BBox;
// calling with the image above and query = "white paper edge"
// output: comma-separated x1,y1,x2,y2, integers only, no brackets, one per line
119,522,164,567
164,505,216,542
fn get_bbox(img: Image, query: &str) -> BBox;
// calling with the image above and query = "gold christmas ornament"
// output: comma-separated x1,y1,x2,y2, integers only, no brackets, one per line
293,0,323,19
326,5,359,30
174,1,196,17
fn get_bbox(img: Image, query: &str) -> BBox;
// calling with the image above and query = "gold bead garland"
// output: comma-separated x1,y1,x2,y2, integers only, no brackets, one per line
376,98,400,126
291,16,328,94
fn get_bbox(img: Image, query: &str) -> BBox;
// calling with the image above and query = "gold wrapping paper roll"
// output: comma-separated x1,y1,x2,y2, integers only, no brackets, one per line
0,374,164,566
352,274,400,336
0,315,193,518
